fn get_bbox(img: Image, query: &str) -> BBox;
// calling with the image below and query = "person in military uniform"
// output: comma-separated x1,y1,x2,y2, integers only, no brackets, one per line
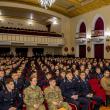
39,72,52,90
0,78,22,110
44,78,72,110
23,75,46,110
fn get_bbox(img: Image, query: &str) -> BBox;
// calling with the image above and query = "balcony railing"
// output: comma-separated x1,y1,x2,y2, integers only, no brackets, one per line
0,33,64,46
0,27,63,37
75,32,86,39
91,30,104,37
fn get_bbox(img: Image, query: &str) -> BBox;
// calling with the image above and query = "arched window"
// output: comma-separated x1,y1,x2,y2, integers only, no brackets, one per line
95,17,104,30
80,22,86,33
92,17,104,37
78,22,86,38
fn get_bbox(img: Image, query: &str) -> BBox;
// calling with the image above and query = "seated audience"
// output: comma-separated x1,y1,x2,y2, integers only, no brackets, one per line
60,71,90,110
0,56,109,110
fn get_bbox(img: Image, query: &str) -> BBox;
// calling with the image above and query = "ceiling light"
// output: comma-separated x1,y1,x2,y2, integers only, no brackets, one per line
30,13,33,20
52,20,58,25
38,0,56,9
48,17,58,25
0,16,4,22
48,17,57,22
27,20,33,25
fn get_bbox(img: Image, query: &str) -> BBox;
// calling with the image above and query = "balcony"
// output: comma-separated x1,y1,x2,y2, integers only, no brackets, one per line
0,27,63,37
91,30,104,37
0,33,64,46
75,32,86,39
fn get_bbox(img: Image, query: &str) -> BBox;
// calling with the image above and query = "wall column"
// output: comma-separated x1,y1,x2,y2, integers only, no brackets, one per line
10,46,16,57
27,47,33,57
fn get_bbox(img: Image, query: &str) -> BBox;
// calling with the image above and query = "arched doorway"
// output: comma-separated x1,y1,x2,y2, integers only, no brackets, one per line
80,22,86,34
95,17,104,31
92,17,104,37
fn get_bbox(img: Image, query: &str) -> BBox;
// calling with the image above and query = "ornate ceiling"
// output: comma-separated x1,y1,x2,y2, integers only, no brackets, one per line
1,0,110,17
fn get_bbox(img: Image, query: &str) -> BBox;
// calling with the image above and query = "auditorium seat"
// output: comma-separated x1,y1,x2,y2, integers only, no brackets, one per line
69,103,78,110
88,79,106,103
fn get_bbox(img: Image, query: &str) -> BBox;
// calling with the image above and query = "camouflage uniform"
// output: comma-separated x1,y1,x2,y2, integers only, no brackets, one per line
44,86,72,110
23,86,45,110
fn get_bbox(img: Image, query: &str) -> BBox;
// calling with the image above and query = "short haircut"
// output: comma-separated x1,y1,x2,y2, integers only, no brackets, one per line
66,71,72,75
29,75,37,82
104,70,110,73
5,78,13,84
46,72,52,75
11,72,17,76
49,78,56,82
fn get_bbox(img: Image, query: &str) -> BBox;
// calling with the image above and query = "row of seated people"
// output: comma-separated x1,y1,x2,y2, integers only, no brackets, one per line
0,27,48,32
0,57,110,110
0,26,62,37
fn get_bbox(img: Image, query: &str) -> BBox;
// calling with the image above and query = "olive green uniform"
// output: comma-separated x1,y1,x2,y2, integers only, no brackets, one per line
24,86,45,110
44,86,72,110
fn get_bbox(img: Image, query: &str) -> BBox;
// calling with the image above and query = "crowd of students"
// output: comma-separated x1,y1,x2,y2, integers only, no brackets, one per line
0,57,110,110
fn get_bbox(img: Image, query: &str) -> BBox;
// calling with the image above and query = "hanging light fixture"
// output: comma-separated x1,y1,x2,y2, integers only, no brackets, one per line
38,0,56,9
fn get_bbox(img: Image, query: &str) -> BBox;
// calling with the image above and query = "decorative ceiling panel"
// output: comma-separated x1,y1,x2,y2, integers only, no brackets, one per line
1,0,110,17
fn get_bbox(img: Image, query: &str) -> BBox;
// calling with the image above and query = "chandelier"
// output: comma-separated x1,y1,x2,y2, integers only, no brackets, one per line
38,0,56,9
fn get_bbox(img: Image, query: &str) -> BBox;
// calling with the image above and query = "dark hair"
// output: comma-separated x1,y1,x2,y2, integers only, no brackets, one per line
49,78,56,82
66,71,72,75
46,72,52,76
5,78,13,84
11,72,17,76
60,70,66,74
104,69,110,73
29,75,37,82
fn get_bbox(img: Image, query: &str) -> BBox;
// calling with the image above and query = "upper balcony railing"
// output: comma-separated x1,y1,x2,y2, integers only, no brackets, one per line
0,27,63,37
91,30,104,37
75,32,86,39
